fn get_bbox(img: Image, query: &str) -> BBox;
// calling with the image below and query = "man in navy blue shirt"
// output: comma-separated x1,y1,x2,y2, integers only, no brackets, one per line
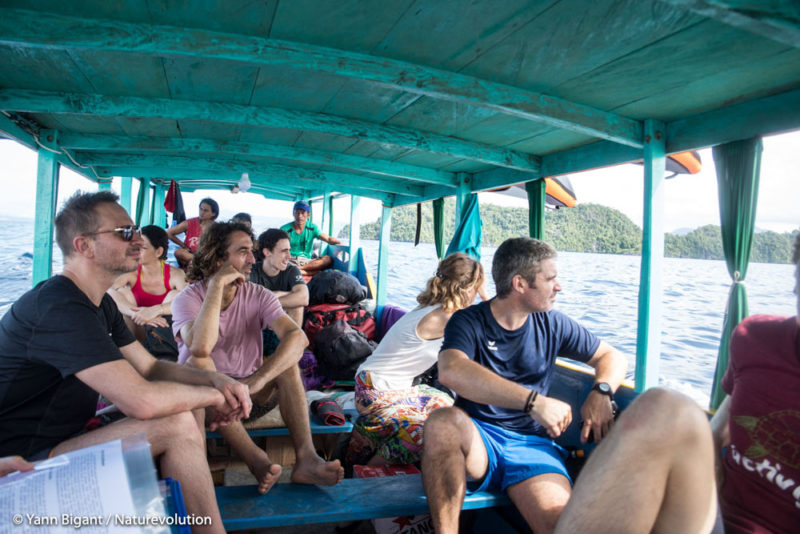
422,237,628,534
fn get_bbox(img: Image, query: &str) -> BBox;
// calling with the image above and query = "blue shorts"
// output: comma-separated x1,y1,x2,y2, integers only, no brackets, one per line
467,418,571,493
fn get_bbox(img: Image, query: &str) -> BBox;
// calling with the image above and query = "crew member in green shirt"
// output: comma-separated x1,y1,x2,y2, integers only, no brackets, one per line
280,201,341,276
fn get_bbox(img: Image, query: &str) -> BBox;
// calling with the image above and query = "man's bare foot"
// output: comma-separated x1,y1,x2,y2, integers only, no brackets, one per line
250,461,282,494
291,455,344,486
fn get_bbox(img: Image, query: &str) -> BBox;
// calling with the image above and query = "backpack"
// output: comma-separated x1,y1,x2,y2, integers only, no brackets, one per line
144,322,179,361
307,270,368,305
314,320,377,381
303,303,377,350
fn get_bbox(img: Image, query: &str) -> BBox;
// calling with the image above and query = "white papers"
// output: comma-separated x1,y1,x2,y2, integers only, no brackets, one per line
1,440,139,533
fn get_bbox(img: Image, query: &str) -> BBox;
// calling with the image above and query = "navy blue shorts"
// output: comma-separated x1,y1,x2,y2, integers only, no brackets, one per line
467,418,571,493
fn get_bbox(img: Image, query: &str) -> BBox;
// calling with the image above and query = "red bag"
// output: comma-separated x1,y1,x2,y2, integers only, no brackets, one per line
303,303,376,350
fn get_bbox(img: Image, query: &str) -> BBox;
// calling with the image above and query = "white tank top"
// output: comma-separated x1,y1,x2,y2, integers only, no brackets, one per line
356,305,444,390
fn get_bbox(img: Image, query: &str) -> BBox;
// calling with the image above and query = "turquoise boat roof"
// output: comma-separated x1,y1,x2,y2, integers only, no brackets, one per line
0,0,798,206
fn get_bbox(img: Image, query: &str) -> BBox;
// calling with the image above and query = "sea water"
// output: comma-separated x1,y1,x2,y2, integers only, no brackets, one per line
1,217,795,406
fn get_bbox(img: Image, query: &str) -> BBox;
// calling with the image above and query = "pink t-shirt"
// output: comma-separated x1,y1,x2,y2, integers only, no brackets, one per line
721,314,800,534
172,281,285,379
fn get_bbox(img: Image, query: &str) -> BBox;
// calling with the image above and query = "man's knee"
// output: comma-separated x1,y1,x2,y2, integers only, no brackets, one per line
152,411,205,447
618,388,709,444
423,407,469,451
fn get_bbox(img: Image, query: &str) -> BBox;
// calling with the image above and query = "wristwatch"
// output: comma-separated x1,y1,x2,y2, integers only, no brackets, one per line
591,382,614,399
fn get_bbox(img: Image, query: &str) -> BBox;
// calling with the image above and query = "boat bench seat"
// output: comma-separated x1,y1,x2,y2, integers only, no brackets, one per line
205,418,353,439
216,473,510,530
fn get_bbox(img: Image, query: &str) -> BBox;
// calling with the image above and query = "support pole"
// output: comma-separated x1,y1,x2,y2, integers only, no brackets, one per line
97,179,112,191
525,179,546,240
119,177,132,213
376,202,392,309
32,140,60,285
454,173,470,222
322,192,333,237
634,120,666,392
348,195,361,274
136,178,151,226
152,183,166,227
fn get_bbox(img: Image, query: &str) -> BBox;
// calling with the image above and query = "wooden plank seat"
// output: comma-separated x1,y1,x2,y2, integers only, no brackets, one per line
216,473,510,530
205,418,353,439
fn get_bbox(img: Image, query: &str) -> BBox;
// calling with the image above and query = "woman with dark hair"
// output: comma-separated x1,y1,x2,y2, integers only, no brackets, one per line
109,225,187,343
349,252,485,465
167,197,219,268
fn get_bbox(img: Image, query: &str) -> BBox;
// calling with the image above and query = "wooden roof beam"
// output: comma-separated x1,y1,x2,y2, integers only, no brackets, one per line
661,0,800,49
0,89,539,173
0,8,644,148
58,133,456,186
80,153,424,199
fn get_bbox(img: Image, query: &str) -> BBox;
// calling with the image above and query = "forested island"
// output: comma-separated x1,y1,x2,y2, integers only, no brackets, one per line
340,201,797,264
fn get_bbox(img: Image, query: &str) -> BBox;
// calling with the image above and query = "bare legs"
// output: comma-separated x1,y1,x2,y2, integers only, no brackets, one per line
421,407,488,534
53,412,224,534
554,388,718,534
219,364,342,494
298,256,333,277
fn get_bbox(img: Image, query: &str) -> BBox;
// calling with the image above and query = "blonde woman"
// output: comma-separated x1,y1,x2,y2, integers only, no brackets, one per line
350,253,485,465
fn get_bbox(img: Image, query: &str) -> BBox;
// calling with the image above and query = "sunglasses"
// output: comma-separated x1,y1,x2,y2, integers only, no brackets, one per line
89,225,142,241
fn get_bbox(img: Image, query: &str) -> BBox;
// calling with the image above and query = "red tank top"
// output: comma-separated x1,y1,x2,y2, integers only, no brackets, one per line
185,217,202,251
131,262,171,307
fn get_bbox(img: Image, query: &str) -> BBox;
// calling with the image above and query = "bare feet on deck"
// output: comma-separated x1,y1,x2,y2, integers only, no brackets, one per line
291,454,344,486
250,460,282,494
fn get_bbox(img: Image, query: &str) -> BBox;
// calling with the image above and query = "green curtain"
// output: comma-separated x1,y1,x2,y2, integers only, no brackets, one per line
134,178,147,226
526,179,546,240
709,137,762,410
445,193,481,261
433,197,445,259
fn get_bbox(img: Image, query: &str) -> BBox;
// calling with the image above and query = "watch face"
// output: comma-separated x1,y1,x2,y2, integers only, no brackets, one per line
594,382,612,395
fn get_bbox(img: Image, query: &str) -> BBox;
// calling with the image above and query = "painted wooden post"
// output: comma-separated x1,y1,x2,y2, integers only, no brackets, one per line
137,178,151,225
120,177,132,214
525,179,546,240
454,173,470,222
152,183,166,227
322,192,333,236
32,136,60,285
376,202,393,309
97,178,112,191
348,195,361,274
635,120,666,392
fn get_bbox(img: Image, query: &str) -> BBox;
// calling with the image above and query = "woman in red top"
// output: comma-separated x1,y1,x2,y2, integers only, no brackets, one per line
166,197,219,268
109,225,187,342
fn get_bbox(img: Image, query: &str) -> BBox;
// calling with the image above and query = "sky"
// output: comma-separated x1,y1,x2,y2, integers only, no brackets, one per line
0,130,798,234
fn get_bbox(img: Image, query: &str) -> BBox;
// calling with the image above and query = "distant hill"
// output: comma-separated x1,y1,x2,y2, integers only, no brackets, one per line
340,201,797,264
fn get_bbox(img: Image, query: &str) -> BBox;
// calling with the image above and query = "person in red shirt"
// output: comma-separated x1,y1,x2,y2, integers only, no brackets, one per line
712,231,800,534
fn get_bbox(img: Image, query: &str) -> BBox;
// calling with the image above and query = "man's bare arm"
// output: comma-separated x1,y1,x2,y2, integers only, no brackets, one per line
241,315,308,394
438,348,573,438
277,283,309,309
319,232,341,246
579,341,629,443
180,266,243,357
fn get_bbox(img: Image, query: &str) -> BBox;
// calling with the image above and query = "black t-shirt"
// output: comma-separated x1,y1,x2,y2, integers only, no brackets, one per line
0,275,134,457
249,261,305,293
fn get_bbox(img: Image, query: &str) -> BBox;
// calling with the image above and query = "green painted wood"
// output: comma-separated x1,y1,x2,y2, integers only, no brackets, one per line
376,204,392,309
471,167,544,194
322,193,333,237
97,179,111,191
661,0,800,48
0,113,36,149
541,140,642,176
526,179,546,240
135,178,150,227
80,153,422,199
0,89,539,173
0,8,643,147
348,196,361,274
32,143,59,285
152,184,166,228
215,474,510,530
58,133,456,186
666,88,800,153
119,177,132,213
454,175,470,222
635,120,666,392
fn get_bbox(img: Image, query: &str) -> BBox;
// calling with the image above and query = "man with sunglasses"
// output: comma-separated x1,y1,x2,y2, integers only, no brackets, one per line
0,191,250,534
